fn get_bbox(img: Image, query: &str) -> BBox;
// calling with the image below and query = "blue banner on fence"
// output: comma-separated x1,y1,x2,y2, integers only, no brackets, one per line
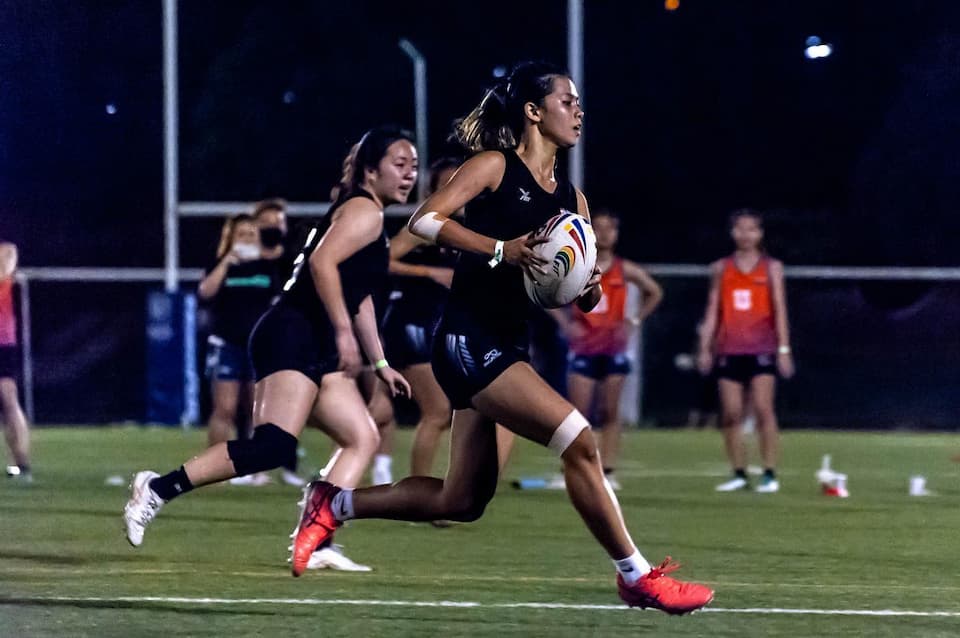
146,291,199,425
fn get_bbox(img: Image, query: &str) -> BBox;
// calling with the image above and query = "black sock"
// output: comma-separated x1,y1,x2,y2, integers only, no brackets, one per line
603,467,615,476
734,468,748,480
149,466,194,501
17,464,31,475
763,468,776,480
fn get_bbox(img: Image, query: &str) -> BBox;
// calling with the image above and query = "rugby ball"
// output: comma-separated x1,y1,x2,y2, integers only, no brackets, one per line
523,211,597,308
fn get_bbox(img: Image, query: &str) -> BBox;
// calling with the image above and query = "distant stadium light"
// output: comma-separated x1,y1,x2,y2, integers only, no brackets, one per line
282,91,296,104
804,36,833,60
105,103,118,115
665,0,679,11
492,65,507,78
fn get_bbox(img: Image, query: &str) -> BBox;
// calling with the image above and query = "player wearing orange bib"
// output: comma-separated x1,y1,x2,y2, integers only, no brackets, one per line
553,209,662,489
0,242,31,482
697,209,794,493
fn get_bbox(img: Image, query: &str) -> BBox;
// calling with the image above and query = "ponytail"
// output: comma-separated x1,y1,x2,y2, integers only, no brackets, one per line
453,61,567,153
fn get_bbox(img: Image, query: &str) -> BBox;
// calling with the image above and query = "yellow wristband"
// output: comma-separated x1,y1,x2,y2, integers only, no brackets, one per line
374,359,389,370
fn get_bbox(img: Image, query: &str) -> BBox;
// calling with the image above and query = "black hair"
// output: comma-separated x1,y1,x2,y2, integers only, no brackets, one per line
453,61,569,152
428,156,463,193
729,208,764,230
252,198,287,218
591,207,620,223
334,125,416,206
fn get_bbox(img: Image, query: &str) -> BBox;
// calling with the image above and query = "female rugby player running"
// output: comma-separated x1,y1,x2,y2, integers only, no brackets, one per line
290,63,713,614
124,127,414,552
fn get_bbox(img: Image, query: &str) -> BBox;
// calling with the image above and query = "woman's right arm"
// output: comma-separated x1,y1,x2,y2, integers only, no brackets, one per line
408,152,546,273
197,255,235,300
696,261,723,374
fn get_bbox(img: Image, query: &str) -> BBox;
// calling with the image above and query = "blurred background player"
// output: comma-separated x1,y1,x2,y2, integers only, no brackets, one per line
0,242,31,482
551,208,663,489
124,127,415,574
291,62,713,614
697,209,794,493
197,211,302,487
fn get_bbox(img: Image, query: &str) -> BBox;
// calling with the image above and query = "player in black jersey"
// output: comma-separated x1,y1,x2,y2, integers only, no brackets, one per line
290,63,713,614
388,157,516,482
124,126,414,551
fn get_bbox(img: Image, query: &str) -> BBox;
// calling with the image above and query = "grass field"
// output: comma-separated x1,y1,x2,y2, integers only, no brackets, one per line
2,426,960,637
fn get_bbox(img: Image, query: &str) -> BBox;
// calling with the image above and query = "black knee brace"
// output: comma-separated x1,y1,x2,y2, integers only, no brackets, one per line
227,423,298,476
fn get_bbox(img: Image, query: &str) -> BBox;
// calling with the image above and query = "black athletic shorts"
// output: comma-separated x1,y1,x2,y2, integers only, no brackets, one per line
0,345,18,379
383,313,436,370
568,352,632,380
249,304,339,385
431,324,529,410
715,353,777,384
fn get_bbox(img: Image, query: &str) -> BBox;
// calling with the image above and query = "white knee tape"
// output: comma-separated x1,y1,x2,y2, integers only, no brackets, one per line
408,211,447,243
548,409,590,456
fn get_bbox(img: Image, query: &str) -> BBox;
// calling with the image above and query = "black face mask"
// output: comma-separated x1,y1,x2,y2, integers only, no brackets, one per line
260,227,285,248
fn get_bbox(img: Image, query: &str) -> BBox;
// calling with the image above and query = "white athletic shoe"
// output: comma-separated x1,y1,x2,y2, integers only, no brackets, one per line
280,469,307,487
545,473,567,490
755,477,780,493
229,472,272,486
124,471,163,547
715,476,749,492
285,542,373,572
307,544,372,572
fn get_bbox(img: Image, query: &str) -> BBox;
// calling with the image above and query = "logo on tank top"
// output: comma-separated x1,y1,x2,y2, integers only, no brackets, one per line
733,289,753,311
518,187,532,203
482,348,502,367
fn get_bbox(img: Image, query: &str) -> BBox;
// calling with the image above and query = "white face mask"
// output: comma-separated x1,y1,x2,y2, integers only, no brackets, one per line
232,242,260,261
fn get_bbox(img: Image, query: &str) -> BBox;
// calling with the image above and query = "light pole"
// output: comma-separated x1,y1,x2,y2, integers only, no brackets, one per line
399,38,428,201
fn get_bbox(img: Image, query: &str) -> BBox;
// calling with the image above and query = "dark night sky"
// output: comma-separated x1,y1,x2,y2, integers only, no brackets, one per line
2,1,959,268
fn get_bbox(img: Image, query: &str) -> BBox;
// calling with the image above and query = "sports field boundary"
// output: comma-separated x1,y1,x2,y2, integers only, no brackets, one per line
4,596,959,617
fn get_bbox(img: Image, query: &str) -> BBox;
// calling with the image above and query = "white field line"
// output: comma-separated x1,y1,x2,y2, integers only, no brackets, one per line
3,566,960,594
3,596,960,617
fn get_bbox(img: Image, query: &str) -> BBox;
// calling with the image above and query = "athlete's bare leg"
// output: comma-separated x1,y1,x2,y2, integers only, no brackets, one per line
183,371,316,486
352,407,499,521
717,378,747,470
597,374,627,472
0,378,30,468
207,379,240,446
749,374,779,469
312,372,381,488
406,363,452,476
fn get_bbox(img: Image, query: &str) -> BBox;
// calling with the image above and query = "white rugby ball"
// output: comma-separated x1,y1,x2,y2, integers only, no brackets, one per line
523,211,597,308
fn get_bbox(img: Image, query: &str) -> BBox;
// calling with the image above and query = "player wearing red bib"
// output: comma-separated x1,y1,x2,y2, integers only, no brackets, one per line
697,209,794,493
0,242,31,482
552,209,662,489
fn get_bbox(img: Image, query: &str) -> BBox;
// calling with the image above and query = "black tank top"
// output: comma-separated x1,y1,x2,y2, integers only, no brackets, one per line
278,190,389,328
443,150,578,334
390,242,457,323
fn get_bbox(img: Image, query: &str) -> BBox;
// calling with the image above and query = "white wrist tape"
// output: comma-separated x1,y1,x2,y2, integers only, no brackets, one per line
409,211,447,243
548,409,590,456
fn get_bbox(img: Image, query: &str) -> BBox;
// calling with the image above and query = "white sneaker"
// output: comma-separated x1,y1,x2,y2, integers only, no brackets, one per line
288,544,372,572
545,473,566,490
280,469,307,487
124,471,164,547
715,476,749,492
229,472,272,486
755,477,780,493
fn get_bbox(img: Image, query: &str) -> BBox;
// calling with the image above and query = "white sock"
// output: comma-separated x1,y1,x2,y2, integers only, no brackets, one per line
330,488,355,522
613,549,651,585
